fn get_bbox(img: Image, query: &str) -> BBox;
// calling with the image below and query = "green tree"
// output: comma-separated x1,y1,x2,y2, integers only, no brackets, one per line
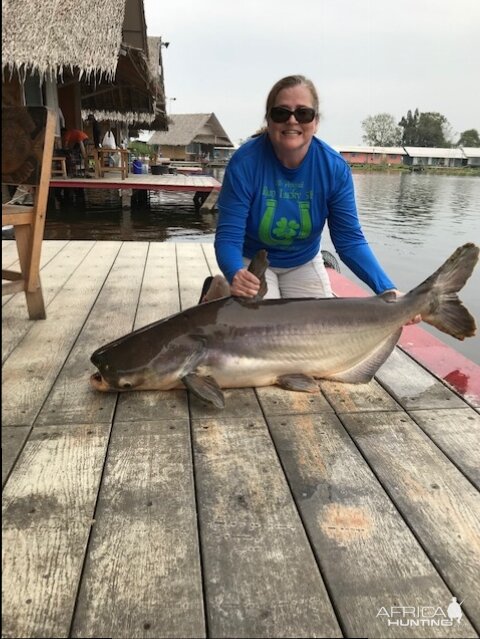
399,109,452,147
398,109,420,145
361,113,402,146
456,129,480,147
128,140,152,156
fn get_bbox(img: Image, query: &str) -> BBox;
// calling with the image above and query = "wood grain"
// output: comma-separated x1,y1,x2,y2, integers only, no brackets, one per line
343,410,480,629
192,416,341,638
376,349,466,410
267,411,477,638
36,242,148,426
71,420,205,639
2,423,109,638
2,242,121,426
410,407,480,490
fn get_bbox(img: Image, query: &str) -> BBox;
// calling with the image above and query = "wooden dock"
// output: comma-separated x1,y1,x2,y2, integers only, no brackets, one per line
2,240,480,638
50,174,221,193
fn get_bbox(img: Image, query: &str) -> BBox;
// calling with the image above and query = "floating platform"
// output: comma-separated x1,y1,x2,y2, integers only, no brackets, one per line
2,240,480,638
50,173,221,192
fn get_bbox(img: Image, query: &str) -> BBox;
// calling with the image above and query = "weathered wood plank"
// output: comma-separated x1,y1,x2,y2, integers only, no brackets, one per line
2,240,95,362
115,242,190,422
267,412,477,638
71,420,205,639
192,416,341,638
134,242,180,325
2,426,30,486
256,385,333,414
190,387,262,418
376,349,466,410
2,423,109,638
1,242,121,426
410,407,480,490
320,377,401,413
201,241,221,275
343,411,480,629
36,242,148,426
176,242,212,310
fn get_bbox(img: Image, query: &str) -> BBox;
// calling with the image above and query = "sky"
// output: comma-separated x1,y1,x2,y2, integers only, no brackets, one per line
143,0,480,147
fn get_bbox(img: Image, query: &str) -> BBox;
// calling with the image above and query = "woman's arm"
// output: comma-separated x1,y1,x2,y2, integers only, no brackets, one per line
214,159,253,283
327,162,396,294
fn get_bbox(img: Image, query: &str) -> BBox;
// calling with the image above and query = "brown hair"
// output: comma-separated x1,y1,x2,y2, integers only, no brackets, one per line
265,75,320,119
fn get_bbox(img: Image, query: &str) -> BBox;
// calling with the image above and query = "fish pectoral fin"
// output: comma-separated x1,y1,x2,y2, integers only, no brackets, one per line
329,328,403,383
277,374,319,393
182,373,225,409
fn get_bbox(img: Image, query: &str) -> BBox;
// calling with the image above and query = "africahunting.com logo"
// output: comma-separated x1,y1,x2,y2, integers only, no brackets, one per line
377,597,464,628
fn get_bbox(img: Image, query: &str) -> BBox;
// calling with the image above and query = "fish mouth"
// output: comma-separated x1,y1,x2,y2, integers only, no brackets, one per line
90,371,112,392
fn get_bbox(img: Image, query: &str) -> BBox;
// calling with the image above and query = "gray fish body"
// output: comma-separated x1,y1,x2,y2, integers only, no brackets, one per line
90,244,478,405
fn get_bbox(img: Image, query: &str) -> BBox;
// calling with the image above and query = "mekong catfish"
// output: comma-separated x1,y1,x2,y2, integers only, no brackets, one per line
90,244,478,409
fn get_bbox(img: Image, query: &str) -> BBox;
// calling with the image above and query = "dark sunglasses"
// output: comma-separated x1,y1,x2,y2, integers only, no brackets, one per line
269,106,317,124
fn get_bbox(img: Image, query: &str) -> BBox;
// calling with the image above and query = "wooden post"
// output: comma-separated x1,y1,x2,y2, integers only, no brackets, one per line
200,189,219,213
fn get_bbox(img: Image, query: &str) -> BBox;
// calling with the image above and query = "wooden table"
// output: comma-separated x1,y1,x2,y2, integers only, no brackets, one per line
91,148,129,180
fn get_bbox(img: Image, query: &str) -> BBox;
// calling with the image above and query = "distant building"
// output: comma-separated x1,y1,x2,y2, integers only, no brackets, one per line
212,146,237,164
335,146,406,165
403,147,465,168
461,147,480,167
148,113,234,162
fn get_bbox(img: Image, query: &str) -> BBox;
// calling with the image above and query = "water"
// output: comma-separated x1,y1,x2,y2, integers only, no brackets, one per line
33,171,480,364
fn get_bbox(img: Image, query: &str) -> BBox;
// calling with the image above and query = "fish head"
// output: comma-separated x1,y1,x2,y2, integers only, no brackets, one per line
90,346,154,392
89,321,208,393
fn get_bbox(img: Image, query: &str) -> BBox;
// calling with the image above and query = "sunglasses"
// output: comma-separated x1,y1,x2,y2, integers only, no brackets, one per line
269,106,317,124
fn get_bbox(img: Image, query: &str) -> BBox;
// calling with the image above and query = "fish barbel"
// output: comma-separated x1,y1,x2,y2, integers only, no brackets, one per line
90,244,478,409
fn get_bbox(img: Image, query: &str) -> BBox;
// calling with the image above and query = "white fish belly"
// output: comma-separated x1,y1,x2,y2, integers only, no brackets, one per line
199,325,393,388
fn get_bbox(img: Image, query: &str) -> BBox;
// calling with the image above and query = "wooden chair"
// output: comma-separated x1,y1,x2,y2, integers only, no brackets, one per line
2,106,56,319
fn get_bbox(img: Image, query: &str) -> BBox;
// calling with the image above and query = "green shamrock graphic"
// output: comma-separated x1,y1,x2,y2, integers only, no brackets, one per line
272,217,300,240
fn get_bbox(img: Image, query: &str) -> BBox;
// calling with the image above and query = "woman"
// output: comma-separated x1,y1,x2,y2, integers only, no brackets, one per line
214,74,401,302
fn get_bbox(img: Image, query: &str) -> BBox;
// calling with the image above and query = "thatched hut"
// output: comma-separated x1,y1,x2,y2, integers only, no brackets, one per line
2,0,167,137
148,113,234,162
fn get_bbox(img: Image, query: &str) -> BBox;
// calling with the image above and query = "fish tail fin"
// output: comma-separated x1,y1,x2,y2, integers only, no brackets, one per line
408,243,478,340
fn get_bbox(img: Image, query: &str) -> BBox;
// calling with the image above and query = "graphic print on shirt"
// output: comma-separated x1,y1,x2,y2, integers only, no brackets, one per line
258,179,313,247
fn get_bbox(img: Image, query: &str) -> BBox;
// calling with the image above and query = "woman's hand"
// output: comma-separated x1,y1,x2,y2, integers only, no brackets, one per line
231,268,261,297
389,289,422,325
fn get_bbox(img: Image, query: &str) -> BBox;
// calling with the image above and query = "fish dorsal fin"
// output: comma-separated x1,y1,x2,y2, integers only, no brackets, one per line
247,249,269,300
328,327,402,383
379,290,397,303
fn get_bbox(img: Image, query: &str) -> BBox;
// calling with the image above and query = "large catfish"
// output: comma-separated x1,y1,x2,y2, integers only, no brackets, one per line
90,244,478,409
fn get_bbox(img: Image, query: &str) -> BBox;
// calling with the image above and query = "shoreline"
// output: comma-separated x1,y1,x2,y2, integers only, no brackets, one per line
350,165,480,176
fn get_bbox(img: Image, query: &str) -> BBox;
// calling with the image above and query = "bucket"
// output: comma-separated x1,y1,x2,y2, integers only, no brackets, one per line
132,159,142,174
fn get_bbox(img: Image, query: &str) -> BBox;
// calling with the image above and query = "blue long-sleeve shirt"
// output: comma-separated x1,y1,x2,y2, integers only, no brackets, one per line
215,134,395,294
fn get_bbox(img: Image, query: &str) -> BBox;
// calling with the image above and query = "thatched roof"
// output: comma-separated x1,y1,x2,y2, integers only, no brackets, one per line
80,40,167,129
148,113,233,146
2,0,125,81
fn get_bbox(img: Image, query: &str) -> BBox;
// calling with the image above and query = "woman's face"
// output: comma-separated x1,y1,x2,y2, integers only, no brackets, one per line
267,84,319,165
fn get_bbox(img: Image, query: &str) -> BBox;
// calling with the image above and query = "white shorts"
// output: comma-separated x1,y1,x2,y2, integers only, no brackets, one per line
243,252,333,299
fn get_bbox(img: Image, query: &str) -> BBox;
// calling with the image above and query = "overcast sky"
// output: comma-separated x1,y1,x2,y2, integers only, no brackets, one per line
144,0,480,146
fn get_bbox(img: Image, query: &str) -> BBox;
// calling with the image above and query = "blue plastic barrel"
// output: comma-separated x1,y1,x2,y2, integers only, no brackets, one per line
132,159,142,174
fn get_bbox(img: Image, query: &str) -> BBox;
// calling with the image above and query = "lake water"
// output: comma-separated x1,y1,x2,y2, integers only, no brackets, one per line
40,170,480,364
